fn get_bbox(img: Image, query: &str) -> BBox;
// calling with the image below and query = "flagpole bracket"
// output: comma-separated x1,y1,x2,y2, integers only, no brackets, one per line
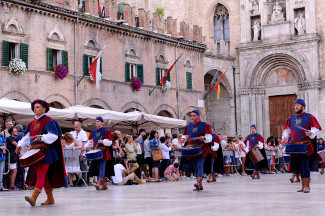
77,75,85,87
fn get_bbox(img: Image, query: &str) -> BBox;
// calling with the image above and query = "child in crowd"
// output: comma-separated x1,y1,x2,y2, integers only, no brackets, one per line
141,164,161,182
163,163,180,181
265,139,277,174
224,138,238,176
160,136,172,178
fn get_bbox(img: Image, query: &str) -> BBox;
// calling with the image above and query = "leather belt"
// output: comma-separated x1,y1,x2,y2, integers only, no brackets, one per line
291,140,310,144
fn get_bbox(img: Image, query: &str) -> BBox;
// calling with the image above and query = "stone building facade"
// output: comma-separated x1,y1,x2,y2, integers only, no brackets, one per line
121,0,325,138
0,0,206,131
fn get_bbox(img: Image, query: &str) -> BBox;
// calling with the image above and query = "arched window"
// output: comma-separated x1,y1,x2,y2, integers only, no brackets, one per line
214,4,230,55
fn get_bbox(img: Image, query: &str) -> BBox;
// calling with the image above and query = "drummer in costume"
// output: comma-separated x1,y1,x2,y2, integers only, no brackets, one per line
182,110,213,191
282,99,321,193
245,124,266,179
83,116,113,190
16,99,65,206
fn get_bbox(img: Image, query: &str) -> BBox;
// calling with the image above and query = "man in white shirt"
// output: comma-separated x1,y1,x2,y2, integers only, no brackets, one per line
112,157,146,185
70,121,88,185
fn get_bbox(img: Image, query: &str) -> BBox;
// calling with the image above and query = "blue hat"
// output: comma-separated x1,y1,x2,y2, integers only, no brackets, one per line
31,99,50,113
95,116,104,122
251,124,256,129
295,99,306,107
192,110,200,116
320,138,324,141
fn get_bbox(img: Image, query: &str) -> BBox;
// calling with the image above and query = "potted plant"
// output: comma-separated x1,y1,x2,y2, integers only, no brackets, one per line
53,64,68,80
8,58,26,75
130,77,142,91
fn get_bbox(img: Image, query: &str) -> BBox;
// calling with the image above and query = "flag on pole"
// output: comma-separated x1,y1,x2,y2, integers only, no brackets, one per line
160,53,183,87
89,43,107,89
210,64,231,100
98,0,101,14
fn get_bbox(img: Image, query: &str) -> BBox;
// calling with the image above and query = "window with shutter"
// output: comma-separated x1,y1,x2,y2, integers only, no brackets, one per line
61,50,68,71
156,67,160,86
2,40,9,66
20,43,28,69
137,64,143,84
186,72,192,90
83,54,89,76
47,48,53,71
100,57,102,74
125,62,130,82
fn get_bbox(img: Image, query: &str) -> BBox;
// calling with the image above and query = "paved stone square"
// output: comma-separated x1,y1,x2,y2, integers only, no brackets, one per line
1,173,325,216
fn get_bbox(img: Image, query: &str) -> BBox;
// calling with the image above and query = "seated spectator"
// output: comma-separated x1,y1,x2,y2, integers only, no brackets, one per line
163,163,180,181
0,132,7,191
141,164,161,182
6,127,19,190
112,157,146,185
125,135,139,173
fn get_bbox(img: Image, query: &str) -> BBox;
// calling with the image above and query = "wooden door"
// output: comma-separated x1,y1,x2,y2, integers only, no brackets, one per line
269,94,297,137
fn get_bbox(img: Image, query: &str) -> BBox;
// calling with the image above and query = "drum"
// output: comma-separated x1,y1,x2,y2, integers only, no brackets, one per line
318,151,325,163
19,149,45,168
248,147,264,165
181,145,203,158
285,144,308,154
85,149,103,161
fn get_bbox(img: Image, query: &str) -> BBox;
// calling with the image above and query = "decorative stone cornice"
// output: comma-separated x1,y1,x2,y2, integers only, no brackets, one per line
1,0,207,52
298,80,321,91
238,88,251,95
238,87,266,95
252,87,266,95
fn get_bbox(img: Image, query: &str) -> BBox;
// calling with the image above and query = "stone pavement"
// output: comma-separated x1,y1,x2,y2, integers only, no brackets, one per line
1,173,325,216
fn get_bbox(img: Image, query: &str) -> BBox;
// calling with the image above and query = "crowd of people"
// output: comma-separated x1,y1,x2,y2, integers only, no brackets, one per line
1,119,325,192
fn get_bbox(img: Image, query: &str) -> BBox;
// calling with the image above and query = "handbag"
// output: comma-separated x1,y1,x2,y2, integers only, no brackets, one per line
152,149,163,162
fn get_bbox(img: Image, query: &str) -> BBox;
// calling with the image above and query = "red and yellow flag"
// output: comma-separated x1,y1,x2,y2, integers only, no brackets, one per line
211,64,231,100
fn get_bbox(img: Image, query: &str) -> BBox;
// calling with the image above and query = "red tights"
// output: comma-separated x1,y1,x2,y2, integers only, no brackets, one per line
35,163,51,190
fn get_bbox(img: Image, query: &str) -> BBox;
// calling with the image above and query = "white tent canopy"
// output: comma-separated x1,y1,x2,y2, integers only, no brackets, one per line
0,98,186,132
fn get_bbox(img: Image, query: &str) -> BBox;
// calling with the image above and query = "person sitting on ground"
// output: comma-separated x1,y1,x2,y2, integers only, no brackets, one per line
141,164,161,182
112,157,146,185
163,163,180,181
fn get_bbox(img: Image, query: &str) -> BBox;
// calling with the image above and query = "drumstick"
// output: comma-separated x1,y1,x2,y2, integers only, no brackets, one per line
295,125,307,131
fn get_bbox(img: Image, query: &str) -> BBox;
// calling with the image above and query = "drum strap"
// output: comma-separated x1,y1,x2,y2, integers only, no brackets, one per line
30,144,50,149
291,140,310,144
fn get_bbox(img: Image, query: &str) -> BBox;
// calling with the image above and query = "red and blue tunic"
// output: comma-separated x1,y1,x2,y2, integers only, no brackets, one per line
25,115,62,164
284,112,322,155
245,133,265,149
89,127,113,160
183,121,213,158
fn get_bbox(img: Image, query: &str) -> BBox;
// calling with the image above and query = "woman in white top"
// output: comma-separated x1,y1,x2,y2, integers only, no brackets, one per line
62,132,82,187
238,135,247,176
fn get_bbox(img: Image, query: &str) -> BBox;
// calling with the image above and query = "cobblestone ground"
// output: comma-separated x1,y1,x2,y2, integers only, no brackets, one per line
1,172,325,216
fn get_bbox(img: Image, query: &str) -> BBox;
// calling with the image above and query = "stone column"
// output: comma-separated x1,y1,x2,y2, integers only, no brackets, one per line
239,88,251,136
253,87,266,137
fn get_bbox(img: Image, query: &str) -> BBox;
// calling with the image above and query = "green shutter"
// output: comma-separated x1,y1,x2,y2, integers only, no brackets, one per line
137,64,144,84
47,48,53,71
166,69,170,82
2,40,9,66
125,62,130,82
100,57,102,74
156,67,160,86
83,54,89,76
62,50,68,71
186,72,192,90
20,43,29,69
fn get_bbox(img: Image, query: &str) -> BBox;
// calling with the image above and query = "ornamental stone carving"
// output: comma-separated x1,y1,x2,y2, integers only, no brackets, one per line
294,13,306,35
252,21,261,41
271,1,285,22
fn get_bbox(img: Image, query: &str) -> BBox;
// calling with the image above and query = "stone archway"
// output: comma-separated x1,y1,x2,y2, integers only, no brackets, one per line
119,101,148,113
45,94,72,108
204,69,233,135
82,98,112,110
2,91,31,102
50,101,66,109
153,104,177,118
